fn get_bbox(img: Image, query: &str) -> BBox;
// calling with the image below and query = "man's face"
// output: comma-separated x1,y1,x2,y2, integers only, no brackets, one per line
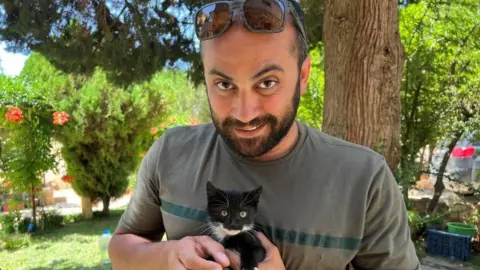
201,18,310,157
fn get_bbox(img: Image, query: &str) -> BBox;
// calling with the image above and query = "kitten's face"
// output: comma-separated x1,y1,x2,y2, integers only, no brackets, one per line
206,182,262,240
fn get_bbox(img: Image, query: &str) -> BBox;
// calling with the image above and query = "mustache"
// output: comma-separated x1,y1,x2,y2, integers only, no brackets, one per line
222,115,277,129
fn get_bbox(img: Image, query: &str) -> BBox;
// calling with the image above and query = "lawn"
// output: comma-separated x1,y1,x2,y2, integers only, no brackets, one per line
0,209,124,270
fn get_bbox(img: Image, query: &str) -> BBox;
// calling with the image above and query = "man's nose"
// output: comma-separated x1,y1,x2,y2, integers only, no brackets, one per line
231,90,260,124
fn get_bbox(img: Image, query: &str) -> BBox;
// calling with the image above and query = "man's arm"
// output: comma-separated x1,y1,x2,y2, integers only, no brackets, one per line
351,160,421,270
108,139,171,269
109,228,178,269
108,138,230,270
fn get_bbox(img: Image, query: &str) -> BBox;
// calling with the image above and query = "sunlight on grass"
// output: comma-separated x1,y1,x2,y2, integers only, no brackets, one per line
0,209,124,270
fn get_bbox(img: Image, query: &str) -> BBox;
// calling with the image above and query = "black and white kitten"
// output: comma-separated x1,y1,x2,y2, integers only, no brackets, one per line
206,181,266,270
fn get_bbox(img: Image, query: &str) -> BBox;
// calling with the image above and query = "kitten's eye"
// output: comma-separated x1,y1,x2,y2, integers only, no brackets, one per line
221,210,228,217
239,211,247,218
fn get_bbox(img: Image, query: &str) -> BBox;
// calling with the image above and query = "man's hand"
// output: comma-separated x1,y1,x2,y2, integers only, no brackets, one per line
167,236,230,270
225,232,286,270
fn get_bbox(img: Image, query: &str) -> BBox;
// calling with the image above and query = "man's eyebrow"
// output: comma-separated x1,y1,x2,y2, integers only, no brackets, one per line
209,69,233,81
251,64,284,80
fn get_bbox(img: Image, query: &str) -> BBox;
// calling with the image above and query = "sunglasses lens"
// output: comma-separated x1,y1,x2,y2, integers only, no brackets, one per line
196,3,231,40
244,0,285,32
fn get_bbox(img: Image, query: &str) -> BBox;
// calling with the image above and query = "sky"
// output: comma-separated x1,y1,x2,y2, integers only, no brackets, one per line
0,42,29,77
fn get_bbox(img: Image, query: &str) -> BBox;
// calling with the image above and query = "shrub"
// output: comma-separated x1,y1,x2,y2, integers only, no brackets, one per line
38,210,63,231
63,213,82,224
0,210,21,234
0,232,31,251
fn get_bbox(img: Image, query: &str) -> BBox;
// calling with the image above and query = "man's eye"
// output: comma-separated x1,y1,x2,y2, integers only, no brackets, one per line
258,80,277,89
216,81,234,90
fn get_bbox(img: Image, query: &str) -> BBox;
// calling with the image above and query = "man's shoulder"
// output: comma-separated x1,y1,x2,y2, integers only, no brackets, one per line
303,123,385,168
149,123,216,157
162,123,216,143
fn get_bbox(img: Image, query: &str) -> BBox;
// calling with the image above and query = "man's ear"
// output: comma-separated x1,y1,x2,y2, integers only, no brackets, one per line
300,55,311,95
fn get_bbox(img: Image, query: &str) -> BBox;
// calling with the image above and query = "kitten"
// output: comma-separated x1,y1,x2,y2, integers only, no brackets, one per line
205,181,266,270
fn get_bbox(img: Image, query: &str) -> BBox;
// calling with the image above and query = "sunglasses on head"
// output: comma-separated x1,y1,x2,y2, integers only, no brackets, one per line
194,0,306,41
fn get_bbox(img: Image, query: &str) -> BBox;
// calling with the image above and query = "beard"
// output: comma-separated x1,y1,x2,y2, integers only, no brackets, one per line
210,80,301,158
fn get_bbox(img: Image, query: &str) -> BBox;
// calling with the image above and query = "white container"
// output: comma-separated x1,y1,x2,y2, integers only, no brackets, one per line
99,229,112,264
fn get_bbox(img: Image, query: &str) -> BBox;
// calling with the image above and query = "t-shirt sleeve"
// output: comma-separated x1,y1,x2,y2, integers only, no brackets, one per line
351,160,421,269
116,139,165,241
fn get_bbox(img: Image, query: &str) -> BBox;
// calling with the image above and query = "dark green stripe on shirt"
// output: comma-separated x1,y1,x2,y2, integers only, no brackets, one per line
161,199,360,251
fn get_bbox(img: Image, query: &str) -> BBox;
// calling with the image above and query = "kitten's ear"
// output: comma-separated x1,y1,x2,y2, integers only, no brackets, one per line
206,181,218,197
246,186,263,206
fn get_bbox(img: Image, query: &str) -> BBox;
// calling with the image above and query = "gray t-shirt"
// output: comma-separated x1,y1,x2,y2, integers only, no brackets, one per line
117,121,420,269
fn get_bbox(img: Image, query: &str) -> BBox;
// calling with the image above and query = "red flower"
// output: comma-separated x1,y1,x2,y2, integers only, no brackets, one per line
61,175,75,183
2,180,12,188
53,111,70,126
188,116,200,126
160,123,168,128
5,106,23,123
167,116,176,123
150,128,158,135
125,187,132,195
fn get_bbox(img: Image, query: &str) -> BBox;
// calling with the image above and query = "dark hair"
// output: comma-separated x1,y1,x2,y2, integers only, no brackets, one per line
288,0,309,69
291,17,308,70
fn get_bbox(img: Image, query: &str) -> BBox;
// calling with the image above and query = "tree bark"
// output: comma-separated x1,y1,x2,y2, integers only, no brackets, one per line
427,130,463,213
81,197,93,220
31,184,37,227
102,196,110,217
322,0,404,171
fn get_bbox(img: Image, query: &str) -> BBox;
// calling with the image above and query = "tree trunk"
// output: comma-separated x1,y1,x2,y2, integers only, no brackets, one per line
30,184,37,227
426,143,436,173
81,197,93,220
427,130,463,213
102,196,110,217
322,0,404,171
419,147,426,171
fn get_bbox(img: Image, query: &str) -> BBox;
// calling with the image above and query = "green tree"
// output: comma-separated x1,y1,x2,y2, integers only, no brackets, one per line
398,0,480,211
297,43,324,129
0,75,57,227
20,53,167,216
0,0,208,86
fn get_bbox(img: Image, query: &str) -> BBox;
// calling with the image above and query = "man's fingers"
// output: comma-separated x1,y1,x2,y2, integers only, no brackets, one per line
196,236,230,267
256,232,277,253
225,249,241,270
180,253,223,270
171,257,188,270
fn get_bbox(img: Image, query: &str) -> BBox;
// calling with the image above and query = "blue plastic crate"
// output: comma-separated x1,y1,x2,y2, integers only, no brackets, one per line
427,229,472,261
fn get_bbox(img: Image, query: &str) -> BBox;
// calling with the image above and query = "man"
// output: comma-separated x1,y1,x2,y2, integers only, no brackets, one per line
109,0,420,269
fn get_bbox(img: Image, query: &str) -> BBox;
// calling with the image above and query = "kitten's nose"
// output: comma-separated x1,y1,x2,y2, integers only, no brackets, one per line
229,224,243,230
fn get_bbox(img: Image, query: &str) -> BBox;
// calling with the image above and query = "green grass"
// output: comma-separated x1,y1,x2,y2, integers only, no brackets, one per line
0,209,124,270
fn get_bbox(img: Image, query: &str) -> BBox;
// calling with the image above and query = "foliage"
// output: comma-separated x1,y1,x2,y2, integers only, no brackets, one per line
0,74,60,226
0,1,326,87
0,0,207,86
0,210,21,234
0,76,57,192
63,213,83,224
18,53,212,215
408,210,447,240
398,0,480,207
0,232,31,251
300,0,324,47
38,210,64,231
297,43,324,129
